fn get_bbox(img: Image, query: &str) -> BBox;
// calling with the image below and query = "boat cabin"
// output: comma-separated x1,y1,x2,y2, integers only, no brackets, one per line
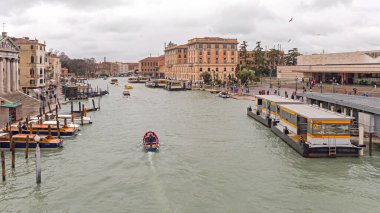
277,104,353,147
253,95,302,121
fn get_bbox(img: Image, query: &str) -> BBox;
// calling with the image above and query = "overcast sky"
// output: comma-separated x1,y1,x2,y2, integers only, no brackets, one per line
1,0,380,62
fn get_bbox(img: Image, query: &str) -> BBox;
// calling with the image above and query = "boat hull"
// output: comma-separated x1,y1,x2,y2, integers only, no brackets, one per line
11,130,77,138
270,125,360,158
247,108,272,128
0,141,63,149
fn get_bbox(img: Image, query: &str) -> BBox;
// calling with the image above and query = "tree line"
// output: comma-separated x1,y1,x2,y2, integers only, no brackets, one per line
59,52,97,77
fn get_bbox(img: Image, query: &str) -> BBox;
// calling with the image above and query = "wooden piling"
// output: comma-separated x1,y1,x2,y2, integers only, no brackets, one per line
98,98,101,111
57,98,61,109
48,125,52,138
369,133,373,156
45,114,49,122
64,118,68,128
42,103,46,115
56,120,61,139
81,104,84,126
55,106,59,122
6,123,9,132
1,150,5,181
39,107,42,117
78,102,81,112
25,135,29,159
35,143,41,184
92,99,96,111
48,101,52,113
18,122,22,134
71,113,74,123
11,138,15,169
71,101,73,113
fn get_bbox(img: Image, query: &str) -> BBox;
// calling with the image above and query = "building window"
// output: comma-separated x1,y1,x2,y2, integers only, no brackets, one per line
207,51,210,56
31,56,34,63
30,80,35,85
40,68,43,75
223,50,226,55
40,46,42,50
208,68,211,72
224,67,227,72
216,68,219,72
199,50,202,55
232,68,234,72
31,45,33,50
224,58,227,63
231,58,235,63
223,44,227,49
216,58,219,64
40,79,43,84
199,58,202,63
30,68,34,75
215,44,219,49
200,68,202,72
184,54,187,58
207,44,211,49
40,56,42,64
207,58,210,64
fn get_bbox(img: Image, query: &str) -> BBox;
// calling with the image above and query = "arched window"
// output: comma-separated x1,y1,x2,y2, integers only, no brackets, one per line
40,56,43,64
30,68,34,75
31,56,34,63
40,68,43,75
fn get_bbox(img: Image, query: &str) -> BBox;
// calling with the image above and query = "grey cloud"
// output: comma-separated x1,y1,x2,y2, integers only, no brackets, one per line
299,0,353,10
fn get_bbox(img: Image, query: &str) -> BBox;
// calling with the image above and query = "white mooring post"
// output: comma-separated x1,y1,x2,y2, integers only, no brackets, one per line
359,126,364,156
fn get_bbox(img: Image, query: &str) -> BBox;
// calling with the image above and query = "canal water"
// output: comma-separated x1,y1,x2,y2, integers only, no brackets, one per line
1,78,380,213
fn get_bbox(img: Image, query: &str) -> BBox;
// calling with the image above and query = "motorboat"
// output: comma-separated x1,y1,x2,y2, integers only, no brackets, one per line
125,84,134,90
143,131,159,152
218,91,231,98
123,90,130,96
110,79,118,84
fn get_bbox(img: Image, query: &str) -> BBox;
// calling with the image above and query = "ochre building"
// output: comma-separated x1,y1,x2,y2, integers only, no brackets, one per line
165,37,238,81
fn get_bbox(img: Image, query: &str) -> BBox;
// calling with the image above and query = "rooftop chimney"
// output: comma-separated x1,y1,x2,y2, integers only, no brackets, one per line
2,32,7,37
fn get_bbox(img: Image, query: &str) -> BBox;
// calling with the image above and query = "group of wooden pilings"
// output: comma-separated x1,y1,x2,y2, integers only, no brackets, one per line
1,100,64,184
1,134,41,184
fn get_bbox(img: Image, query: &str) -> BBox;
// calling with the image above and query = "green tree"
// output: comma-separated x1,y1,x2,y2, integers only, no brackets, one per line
200,72,212,84
268,48,282,78
237,68,257,85
239,41,248,67
253,41,267,77
285,48,301,65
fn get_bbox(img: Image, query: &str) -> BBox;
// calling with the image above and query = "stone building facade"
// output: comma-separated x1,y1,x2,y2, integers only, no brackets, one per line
12,37,47,93
277,50,380,84
165,37,238,81
0,32,19,94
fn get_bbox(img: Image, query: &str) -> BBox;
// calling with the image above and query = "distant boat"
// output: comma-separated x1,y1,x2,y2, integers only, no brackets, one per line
110,79,118,84
143,131,159,152
218,91,231,98
123,90,130,96
124,85,134,90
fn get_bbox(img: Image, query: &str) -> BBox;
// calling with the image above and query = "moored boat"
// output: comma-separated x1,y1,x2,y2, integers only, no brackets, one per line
143,131,159,152
0,133,63,150
218,91,231,98
10,124,78,138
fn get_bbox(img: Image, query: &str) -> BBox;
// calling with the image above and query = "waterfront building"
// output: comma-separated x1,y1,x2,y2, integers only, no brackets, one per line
138,56,165,78
46,52,61,85
116,62,139,76
61,67,69,78
277,50,380,84
12,36,46,94
1,32,40,125
164,37,239,81
95,61,119,77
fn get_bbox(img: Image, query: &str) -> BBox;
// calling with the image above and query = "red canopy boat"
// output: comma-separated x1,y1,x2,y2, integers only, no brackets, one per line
143,131,159,152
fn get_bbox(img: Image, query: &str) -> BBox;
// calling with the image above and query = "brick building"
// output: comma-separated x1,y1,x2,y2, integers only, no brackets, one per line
164,37,238,81
138,56,165,78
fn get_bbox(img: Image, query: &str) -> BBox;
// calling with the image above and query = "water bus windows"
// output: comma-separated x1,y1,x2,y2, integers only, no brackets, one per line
308,123,350,135
279,110,297,126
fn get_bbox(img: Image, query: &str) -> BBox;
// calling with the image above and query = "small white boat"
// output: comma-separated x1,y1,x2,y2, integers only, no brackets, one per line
43,121,81,130
57,114,92,124
218,91,231,98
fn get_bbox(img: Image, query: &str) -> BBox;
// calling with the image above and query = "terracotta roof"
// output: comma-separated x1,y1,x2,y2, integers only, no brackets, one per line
11,37,45,46
139,56,162,62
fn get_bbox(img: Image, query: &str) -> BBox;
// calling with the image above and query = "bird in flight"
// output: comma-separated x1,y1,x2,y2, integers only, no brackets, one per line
288,39,292,43
289,17,293,22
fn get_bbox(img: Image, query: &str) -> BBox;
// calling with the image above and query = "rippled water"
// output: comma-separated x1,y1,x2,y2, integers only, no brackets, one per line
1,78,380,213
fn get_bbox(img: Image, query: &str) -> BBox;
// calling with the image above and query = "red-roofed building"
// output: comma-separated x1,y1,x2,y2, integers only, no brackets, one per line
138,56,165,78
